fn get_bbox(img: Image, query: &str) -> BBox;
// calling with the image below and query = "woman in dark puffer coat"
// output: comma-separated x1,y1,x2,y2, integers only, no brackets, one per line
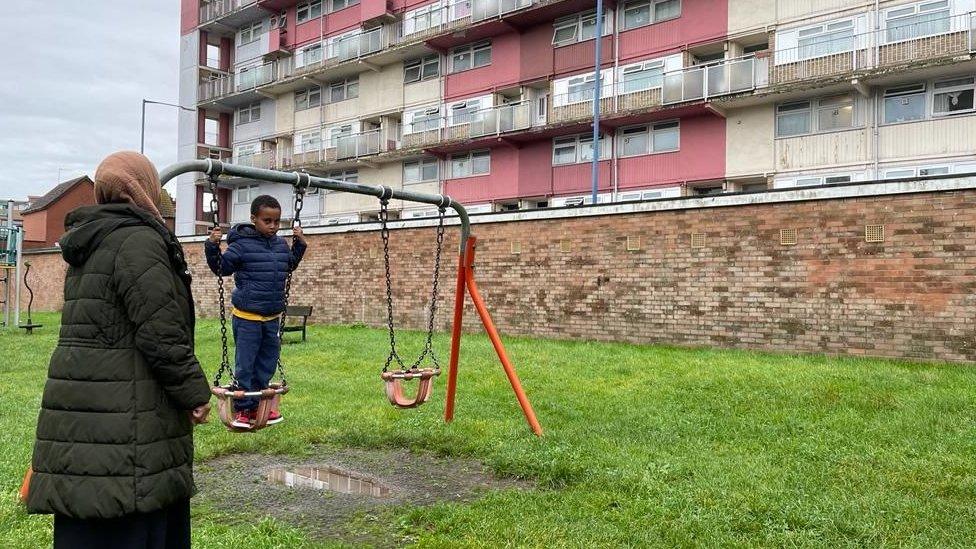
26,151,212,549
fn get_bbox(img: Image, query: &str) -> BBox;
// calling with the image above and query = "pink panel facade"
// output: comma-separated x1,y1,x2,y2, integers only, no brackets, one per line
552,161,613,195
552,35,614,78
444,34,522,100
294,20,324,47
518,26,557,84
181,0,200,35
618,2,729,63
361,0,391,21
443,147,520,203
516,141,556,197
324,6,363,34
616,114,725,188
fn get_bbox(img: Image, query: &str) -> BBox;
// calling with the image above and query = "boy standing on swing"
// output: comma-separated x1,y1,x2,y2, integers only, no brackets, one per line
206,195,307,429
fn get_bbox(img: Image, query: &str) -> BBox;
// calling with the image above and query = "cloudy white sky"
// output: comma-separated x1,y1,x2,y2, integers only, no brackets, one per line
0,1,183,200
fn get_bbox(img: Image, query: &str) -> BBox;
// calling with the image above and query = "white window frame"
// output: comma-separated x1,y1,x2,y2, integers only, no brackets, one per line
238,21,263,45
405,106,442,134
326,124,354,147
449,149,491,178
297,1,323,23
618,0,681,32
449,98,485,126
327,77,359,103
329,0,359,13
234,184,260,204
450,41,491,73
403,157,440,183
297,43,324,68
551,133,611,165
931,76,975,117
295,86,322,111
617,120,679,157
620,59,666,93
326,169,358,183
883,82,927,123
237,102,262,125
884,164,951,179
403,2,444,36
883,0,952,44
552,10,613,47
795,18,856,61
404,55,440,83
775,94,856,137
294,130,322,154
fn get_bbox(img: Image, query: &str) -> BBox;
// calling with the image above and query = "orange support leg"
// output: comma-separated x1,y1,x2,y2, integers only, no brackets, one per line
443,243,469,423
463,240,543,436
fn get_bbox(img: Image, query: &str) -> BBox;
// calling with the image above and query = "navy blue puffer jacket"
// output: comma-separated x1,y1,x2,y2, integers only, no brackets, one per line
204,224,307,316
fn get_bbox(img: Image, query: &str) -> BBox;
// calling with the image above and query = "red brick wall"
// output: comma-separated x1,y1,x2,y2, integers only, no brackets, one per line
21,190,976,363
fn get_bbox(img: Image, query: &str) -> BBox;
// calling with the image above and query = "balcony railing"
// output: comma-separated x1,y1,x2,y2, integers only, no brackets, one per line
770,11,975,87
199,0,258,25
402,100,538,148
286,124,401,167
398,0,474,41
198,61,275,103
663,55,768,105
472,0,533,22
234,150,281,170
278,26,390,80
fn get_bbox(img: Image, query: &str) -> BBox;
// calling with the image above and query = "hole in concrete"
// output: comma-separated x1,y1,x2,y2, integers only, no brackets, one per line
268,466,392,498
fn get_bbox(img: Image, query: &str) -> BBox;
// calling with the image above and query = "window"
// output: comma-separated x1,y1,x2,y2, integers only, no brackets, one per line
297,1,322,23
450,150,490,177
404,3,444,36
885,0,950,43
297,43,324,67
239,22,263,45
932,77,975,116
796,19,855,60
326,124,354,147
568,74,596,103
619,121,679,156
237,102,261,124
204,118,219,146
920,166,950,176
449,98,484,125
328,77,359,103
205,44,221,68
451,42,491,72
295,86,322,110
295,130,322,153
329,0,358,12
553,10,612,46
406,106,441,133
450,0,472,20
326,169,358,183
234,185,259,204
619,0,680,31
824,175,851,184
816,94,855,131
883,83,926,123
775,101,811,136
885,165,950,178
620,59,665,93
404,55,440,83
235,143,258,161
404,157,439,183
552,134,610,165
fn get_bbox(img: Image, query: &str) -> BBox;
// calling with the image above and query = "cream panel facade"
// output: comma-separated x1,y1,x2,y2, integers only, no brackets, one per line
293,102,322,132
323,163,405,215
879,115,976,162
324,97,363,123
404,78,441,107
775,129,871,171
726,104,776,177
729,0,878,33
772,0,871,26
277,91,297,134
728,0,777,35
359,65,407,115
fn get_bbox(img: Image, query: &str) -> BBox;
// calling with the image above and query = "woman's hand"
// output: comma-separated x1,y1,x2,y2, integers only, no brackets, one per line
209,227,222,244
189,403,211,425
293,226,306,245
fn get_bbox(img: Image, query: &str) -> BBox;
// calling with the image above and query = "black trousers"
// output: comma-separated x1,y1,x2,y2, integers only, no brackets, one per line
53,498,190,549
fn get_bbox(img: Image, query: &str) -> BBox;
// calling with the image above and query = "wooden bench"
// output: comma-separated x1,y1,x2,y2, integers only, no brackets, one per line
281,305,312,342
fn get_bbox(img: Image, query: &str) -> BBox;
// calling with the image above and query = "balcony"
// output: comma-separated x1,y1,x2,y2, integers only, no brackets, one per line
287,124,401,169
198,0,263,28
274,26,392,82
402,100,538,148
198,61,275,104
234,150,282,170
472,0,533,23
769,11,976,89
663,55,769,105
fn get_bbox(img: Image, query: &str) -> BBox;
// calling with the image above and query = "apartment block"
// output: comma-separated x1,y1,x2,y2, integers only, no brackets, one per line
176,0,976,235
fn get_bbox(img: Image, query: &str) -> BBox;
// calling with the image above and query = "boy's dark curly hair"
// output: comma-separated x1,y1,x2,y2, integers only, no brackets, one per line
250,195,281,215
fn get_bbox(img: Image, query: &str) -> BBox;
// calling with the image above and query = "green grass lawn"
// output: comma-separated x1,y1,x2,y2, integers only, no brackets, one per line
3,312,976,547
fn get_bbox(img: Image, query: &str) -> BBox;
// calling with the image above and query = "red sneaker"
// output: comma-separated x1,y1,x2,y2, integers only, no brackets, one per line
231,411,253,429
266,409,284,425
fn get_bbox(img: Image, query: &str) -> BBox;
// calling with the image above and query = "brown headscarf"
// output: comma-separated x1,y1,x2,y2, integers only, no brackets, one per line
93,151,164,222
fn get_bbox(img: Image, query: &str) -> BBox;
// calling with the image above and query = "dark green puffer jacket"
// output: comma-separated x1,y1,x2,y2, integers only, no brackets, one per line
28,204,212,519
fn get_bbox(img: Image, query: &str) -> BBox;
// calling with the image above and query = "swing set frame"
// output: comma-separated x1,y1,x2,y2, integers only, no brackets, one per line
160,160,543,436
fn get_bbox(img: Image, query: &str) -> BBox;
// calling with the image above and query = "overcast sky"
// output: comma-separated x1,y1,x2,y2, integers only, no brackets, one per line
0,1,183,201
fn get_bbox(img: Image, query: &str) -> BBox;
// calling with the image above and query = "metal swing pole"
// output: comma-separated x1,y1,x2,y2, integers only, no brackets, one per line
158,160,542,435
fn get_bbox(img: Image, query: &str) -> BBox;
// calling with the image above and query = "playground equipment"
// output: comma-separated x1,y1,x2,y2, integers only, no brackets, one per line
204,170,295,432
18,262,42,334
159,160,543,436
0,220,24,329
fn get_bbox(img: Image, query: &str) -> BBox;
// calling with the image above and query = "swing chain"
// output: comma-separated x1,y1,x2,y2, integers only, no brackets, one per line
208,174,235,387
380,197,401,372
275,173,308,387
380,195,447,372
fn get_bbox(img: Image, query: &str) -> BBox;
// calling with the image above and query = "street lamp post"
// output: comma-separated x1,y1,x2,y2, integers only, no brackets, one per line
141,99,195,154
